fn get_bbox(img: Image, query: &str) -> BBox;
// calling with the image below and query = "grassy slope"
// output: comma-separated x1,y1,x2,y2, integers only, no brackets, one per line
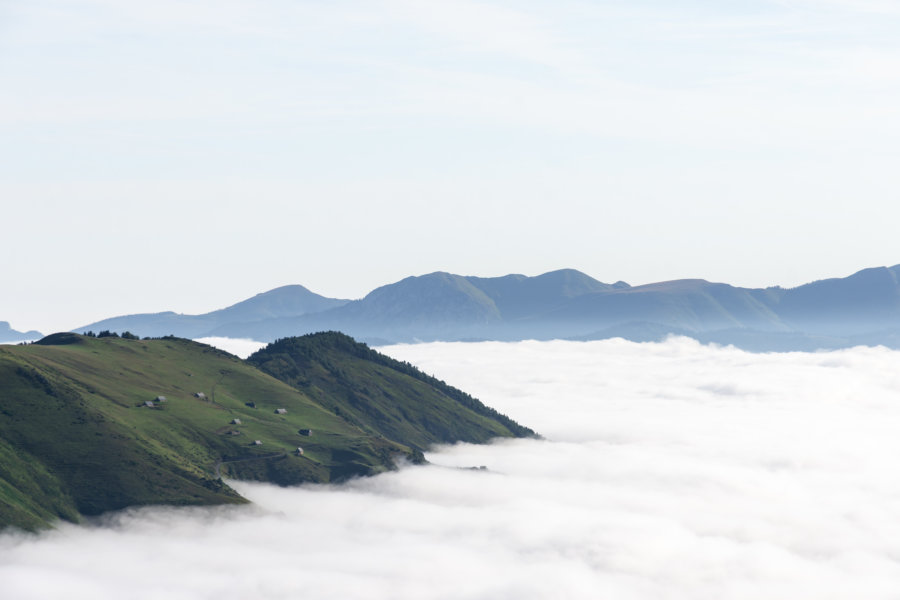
248,332,536,451
0,335,412,531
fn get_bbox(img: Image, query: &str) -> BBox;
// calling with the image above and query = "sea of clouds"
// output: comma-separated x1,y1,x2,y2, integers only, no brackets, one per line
194,336,267,359
4,338,900,599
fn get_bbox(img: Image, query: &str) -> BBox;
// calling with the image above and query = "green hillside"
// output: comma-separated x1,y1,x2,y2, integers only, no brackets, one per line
0,333,534,531
247,332,535,451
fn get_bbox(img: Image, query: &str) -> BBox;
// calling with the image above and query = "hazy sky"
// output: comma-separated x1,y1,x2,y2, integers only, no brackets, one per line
5,338,900,598
3,0,900,333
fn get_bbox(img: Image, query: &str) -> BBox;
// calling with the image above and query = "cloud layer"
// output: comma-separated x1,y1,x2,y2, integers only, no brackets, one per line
4,338,900,599
194,336,266,359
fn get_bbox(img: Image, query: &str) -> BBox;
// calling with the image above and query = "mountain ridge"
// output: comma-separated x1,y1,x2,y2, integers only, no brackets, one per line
76,285,350,339
65,264,900,351
0,321,42,344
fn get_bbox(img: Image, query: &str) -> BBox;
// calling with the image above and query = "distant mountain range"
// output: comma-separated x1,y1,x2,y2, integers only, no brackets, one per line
0,321,42,344
71,265,900,351
78,284,349,339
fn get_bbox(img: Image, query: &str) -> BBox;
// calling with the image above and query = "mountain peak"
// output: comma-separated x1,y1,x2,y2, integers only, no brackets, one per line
210,284,349,321
0,321,43,343
360,272,501,324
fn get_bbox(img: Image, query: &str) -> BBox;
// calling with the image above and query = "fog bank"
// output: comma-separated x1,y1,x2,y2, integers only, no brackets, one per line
193,336,266,358
4,338,900,599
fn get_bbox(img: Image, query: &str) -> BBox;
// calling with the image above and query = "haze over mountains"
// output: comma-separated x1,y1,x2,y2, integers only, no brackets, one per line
0,322,42,344
76,285,349,340
70,264,900,351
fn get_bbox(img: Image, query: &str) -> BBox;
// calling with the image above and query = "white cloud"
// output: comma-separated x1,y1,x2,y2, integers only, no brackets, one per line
777,0,900,16
194,336,266,358
4,339,900,598
383,0,588,72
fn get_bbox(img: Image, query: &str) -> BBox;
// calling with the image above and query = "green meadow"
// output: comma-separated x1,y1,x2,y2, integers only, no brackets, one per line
0,332,532,531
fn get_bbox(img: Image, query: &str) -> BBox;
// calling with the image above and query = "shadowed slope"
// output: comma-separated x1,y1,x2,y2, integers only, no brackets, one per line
247,331,535,451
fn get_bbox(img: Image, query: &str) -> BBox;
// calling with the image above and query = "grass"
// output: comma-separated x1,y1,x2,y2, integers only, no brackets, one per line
248,332,536,450
0,336,403,530
0,332,534,531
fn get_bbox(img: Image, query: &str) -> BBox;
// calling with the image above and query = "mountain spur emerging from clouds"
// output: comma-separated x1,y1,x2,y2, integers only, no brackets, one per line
74,264,900,352
0,331,532,530
3,338,900,599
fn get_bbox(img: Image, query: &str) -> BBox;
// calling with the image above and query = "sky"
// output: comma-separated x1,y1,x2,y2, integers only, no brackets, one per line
3,0,900,333
5,338,900,599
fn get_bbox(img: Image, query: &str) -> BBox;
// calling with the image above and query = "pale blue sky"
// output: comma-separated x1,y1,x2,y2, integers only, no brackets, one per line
3,0,900,333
